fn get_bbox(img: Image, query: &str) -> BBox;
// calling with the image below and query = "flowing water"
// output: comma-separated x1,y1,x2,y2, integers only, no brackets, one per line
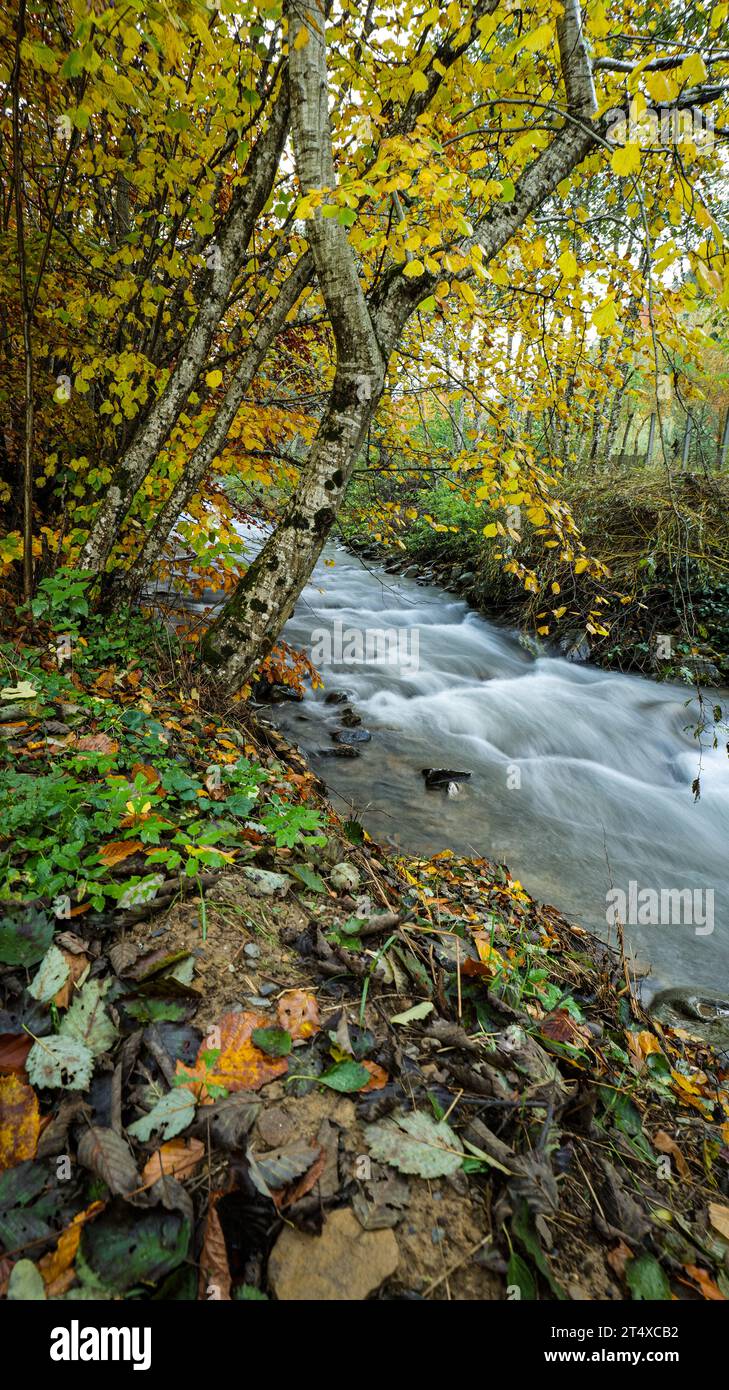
221,523,729,997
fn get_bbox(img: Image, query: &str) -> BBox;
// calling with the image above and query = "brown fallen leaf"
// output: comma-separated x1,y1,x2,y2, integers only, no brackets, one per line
141,1137,205,1188
0,1033,32,1079
653,1128,690,1180
98,838,145,867
73,733,119,754
131,763,161,787
606,1239,634,1280
0,1074,39,1170
708,1201,729,1243
682,1264,727,1300
198,1195,231,1300
277,990,320,1042
276,1146,327,1211
53,949,90,1009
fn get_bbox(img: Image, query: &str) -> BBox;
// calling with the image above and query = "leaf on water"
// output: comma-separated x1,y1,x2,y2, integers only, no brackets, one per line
26,1036,94,1092
28,944,70,1004
77,1126,141,1196
127,1085,197,1142
365,1109,463,1178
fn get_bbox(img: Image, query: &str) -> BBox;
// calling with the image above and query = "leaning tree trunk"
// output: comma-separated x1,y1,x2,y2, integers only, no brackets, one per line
200,0,603,697
112,254,313,604
78,90,290,578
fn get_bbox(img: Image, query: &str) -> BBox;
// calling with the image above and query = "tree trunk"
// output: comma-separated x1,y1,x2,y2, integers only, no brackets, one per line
79,90,291,577
200,0,602,696
112,254,314,602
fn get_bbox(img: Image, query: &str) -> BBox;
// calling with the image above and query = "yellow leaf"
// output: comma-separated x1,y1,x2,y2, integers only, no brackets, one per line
592,299,618,334
524,23,553,51
410,70,428,93
482,522,498,537
558,249,578,278
611,143,641,177
293,26,309,50
403,259,425,278
205,370,223,388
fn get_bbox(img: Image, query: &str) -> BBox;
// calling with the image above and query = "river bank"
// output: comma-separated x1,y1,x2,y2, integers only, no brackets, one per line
2,605,729,1303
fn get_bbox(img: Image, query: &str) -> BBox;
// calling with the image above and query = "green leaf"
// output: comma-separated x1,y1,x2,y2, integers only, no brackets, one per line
507,1250,536,1300
389,1000,434,1025
252,1027,292,1057
289,864,327,894
365,1110,463,1177
59,978,117,1056
28,944,70,1004
80,1201,190,1293
127,1086,196,1142
626,1254,672,1300
0,906,54,966
26,1035,94,1091
317,1060,371,1092
7,1259,46,1300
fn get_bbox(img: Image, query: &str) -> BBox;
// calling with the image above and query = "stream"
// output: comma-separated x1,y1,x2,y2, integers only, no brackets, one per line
210,522,729,999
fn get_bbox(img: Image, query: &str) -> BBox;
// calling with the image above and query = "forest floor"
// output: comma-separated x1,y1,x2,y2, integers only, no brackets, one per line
1,604,729,1303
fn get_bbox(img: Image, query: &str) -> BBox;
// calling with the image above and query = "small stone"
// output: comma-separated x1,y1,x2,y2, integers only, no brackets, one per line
330,862,361,894
258,981,278,997
243,867,291,898
257,1106,296,1148
332,727,371,745
268,1206,399,1301
243,942,261,960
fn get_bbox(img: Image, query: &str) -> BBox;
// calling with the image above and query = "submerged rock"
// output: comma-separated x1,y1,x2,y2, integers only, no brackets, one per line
422,769,472,791
649,987,729,1047
332,727,371,745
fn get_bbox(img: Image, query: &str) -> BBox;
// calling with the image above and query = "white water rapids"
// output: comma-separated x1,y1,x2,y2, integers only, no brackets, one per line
206,522,729,997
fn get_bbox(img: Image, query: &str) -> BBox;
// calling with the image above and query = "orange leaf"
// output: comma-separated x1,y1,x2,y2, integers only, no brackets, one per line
0,1074,39,1171
277,990,320,1041
131,763,161,787
38,1201,104,1292
179,1011,288,1099
52,950,90,1009
141,1137,205,1187
97,839,145,867
606,1239,634,1280
361,1061,389,1092
682,1264,727,1300
653,1129,689,1179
